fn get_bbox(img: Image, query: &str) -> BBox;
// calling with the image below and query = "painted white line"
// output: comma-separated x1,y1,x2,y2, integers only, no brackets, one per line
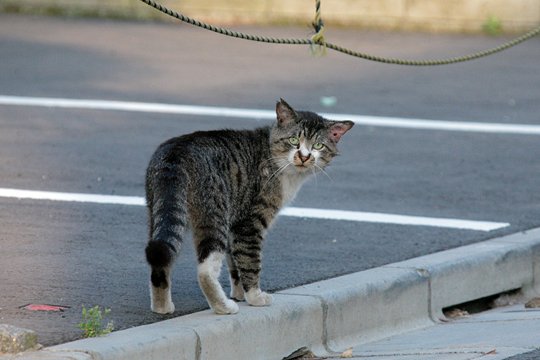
0,187,509,231
1,95,540,135
0,95,272,120
0,188,145,206
280,207,508,232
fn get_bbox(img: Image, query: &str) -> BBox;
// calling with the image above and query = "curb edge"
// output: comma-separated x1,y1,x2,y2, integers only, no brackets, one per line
7,228,540,360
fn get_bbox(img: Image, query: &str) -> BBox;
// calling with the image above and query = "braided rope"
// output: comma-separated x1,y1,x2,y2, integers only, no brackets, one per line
310,0,326,56
138,0,540,66
325,26,540,65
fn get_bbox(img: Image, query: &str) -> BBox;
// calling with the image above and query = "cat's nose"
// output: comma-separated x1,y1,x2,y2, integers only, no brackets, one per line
299,153,311,163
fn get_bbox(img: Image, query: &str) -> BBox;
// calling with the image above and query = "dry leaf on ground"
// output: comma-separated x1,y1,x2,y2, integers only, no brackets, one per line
525,297,540,308
340,347,353,358
444,308,470,319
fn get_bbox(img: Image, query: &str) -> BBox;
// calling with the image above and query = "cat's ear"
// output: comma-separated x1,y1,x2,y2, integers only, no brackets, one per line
276,98,297,127
328,121,354,142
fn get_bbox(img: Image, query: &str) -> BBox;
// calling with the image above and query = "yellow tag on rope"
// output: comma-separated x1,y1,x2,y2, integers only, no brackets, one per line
310,24,327,56
310,0,326,56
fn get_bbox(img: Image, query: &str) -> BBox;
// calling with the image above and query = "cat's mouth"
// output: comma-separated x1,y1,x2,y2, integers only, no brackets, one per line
293,162,312,171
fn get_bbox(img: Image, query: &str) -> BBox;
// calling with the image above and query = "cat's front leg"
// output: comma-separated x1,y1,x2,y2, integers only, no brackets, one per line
231,221,273,307
226,252,245,301
245,287,273,306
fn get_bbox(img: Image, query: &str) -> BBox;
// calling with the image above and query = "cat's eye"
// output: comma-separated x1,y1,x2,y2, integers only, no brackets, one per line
312,142,325,150
288,136,300,146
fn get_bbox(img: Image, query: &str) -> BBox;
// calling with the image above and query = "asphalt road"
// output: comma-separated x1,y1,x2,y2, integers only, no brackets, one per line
0,14,539,346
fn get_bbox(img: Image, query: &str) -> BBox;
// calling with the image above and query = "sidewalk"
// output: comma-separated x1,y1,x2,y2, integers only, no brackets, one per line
2,0,539,33
319,303,540,360
2,228,539,359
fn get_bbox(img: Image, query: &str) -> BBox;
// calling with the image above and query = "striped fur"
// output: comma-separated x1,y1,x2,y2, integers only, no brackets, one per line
145,99,353,314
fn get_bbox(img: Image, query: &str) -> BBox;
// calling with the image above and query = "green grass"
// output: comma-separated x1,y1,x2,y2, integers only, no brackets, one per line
78,305,114,338
0,2,165,21
482,15,503,36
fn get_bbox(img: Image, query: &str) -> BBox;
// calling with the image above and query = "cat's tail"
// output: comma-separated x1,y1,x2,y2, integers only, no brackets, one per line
145,164,188,289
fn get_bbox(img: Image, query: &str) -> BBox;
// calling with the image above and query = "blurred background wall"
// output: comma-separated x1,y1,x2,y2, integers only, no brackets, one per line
1,0,539,33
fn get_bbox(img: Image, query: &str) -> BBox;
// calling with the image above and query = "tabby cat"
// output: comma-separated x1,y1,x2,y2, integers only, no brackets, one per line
145,99,353,314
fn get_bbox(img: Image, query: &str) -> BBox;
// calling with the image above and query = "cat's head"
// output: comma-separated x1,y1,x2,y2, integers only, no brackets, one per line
270,99,354,175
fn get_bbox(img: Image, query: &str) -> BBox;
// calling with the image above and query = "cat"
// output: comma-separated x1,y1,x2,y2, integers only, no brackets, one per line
145,99,353,315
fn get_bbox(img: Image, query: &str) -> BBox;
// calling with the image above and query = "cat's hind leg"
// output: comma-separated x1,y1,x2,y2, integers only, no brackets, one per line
149,265,175,314
191,190,239,314
197,251,239,314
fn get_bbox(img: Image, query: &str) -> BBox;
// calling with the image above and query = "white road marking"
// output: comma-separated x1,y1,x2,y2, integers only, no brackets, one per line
280,207,508,232
0,188,509,232
0,95,515,232
1,95,540,135
0,188,145,206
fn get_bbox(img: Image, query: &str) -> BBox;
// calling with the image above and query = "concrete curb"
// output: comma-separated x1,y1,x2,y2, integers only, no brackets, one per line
5,228,540,360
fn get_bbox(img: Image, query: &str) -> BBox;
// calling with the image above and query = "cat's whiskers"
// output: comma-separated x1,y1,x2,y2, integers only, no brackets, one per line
310,166,319,186
313,162,333,181
262,155,289,167
271,160,292,178
264,160,292,187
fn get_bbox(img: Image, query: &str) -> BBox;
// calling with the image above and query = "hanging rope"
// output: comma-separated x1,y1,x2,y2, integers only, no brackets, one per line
138,0,540,66
310,0,326,56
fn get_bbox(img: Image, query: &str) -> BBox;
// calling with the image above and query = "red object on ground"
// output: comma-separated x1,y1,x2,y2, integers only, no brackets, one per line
22,304,69,312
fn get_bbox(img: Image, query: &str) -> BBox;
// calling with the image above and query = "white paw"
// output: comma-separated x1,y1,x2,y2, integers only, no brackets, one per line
150,283,175,314
213,299,240,315
151,300,175,314
245,289,273,307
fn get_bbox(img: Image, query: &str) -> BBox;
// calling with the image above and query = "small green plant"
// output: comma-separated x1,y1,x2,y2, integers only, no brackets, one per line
78,305,114,338
482,15,503,36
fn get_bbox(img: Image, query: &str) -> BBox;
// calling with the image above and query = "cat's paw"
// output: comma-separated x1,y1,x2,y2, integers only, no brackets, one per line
245,288,273,307
151,300,175,314
213,299,240,315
